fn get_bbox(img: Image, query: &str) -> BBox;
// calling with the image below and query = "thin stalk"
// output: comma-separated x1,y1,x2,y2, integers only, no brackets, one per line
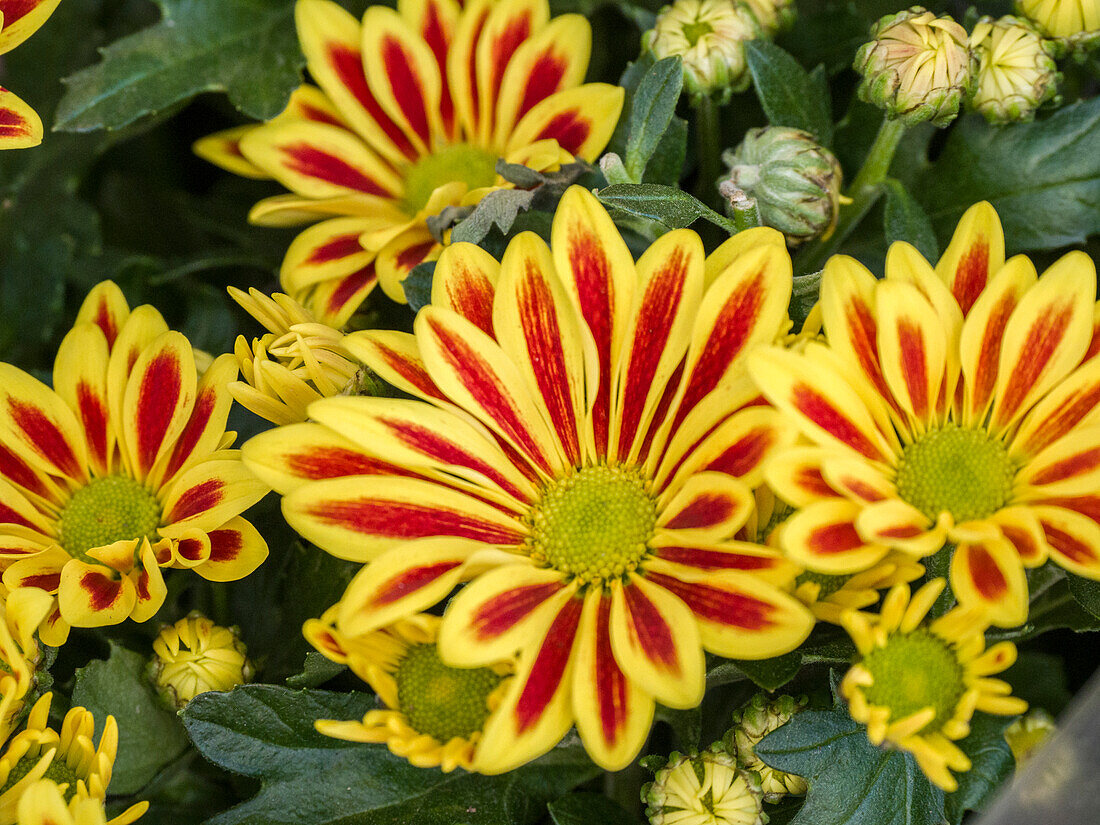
795,117,907,273
694,96,722,209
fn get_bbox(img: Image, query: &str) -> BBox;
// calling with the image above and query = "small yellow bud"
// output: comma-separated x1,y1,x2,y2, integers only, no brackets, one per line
1005,710,1056,767
854,8,973,127
970,17,1060,124
150,613,253,708
1016,0,1100,50
739,0,796,36
642,744,766,825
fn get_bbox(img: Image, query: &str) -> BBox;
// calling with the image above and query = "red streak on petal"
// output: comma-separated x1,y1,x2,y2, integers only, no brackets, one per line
594,595,629,745
1043,523,1097,565
0,1,39,26
1035,495,1100,522
622,582,679,672
326,263,377,317
705,428,773,479
1032,447,1100,486
18,573,59,592
395,241,434,273
953,241,989,316
465,9,489,125
286,447,408,480
471,581,563,639
970,293,1016,414
1024,381,1100,455
7,399,81,479
838,477,885,503
515,597,582,733
76,383,108,470
0,107,31,138
381,36,431,144
654,546,777,571
0,443,47,497
487,15,531,124
281,144,390,196
517,52,566,121
93,299,120,348
308,497,523,543
665,493,733,531
792,384,884,461
968,545,1007,599
877,524,923,539
165,387,216,480
443,264,495,336
371,341,446,401
845,299,897,413
1086,323,1100,363
80,571,123,612
897,319,929,418
136,570,151,601
134,351,185,473
327,45,415,158
371,560,462,606
420,0,453,133
647,572,774,630
636,361,684,463
177,538,206,561
299,104,343,127
307,233,364,265
569,229,614,454
807,520,863,554
208,528,244,563
1000,525,1042,563
796,466,834,499
997,303,1075,424
168,479,225,522
536,110,589,156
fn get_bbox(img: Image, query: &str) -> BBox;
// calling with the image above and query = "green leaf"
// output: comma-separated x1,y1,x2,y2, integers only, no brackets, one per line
624,57,683,182
55,0,304,132
943,713,1015,825
790,270,823,330
745,40,833,146
1067,573,1100,620
990,579,1100,642
756,702,946,825
597,184,737,233
183,685,599,824
729,651,803,692
286,652,347,689
642,117,688,186
883,179,939,262
403,261,437,314
72,643,190,795
915,101,1100,252
548,793,641,825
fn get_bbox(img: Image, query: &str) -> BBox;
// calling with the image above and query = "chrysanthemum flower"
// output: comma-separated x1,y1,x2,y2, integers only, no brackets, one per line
15,779,121,825
0,1,62,149
305,611,510,772
0,694,147,824
0,589,52,743
229,287,362,425
0,281,269,645
749,201,1100,627
1017,0,1099,46
196,0,624,321
150,613,253,708
789,553,926,624
642,745,766,825
840,579,1026,791
244,187,813,772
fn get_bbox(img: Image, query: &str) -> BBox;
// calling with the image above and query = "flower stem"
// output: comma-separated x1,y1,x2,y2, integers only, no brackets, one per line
694,96,722,209
794,117,906,273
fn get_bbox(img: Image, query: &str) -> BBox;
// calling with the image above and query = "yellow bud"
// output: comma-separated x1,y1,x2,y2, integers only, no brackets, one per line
150,612,253,708
970,16,1060,124
1017,0,1100,50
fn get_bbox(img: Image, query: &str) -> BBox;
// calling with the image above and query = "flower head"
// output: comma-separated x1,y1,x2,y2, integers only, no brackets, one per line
642,745,766,825
305,611,509,772
727,693,807,799
789,553,926,624
840,580,1026,791
854,8,973,126
0,1,62,149
1016,0,1100,50
0,694,147,825
969,16,1060,124
195,0,624,319
0,590,52,744
150,613,253,707
643,0,759,103
244,187,813,772
749,201,1100,628
0,281,269,645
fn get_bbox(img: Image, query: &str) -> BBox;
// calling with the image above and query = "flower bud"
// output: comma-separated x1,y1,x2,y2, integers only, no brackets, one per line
721,126,844,244
1016,0,1100,52
642,744,766,825
970,17,1060,123
150,613,253,708
1005,710,1056,767
727,693,809,800
740,0,796,36
854,8,973,127
643,0,760,104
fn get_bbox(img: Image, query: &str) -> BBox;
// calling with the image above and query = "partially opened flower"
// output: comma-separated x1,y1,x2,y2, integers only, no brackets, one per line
0,694,147,824
0,589,52,743
750,201,1100,628
150,613,253,708
840,580,1026,791
196,0,624,321
789,553,925,624
969,16,1059,124
305,611,510,772
0,281,269,645
642,745,766,825
1016,0,1100,50
244,188,813,772
0,1,62,149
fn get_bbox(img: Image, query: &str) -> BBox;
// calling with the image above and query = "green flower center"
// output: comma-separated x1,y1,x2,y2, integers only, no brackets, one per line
1,751,81,801
527,464,657,582
861,629,965,731
894,424,1014,524
794,569,852,598
395,644,502,743
401,144,498,215
682,20,714,45
58,476,161,559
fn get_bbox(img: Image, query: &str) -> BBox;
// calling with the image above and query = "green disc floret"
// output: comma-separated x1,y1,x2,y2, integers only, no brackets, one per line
861,629,965,730
401,143,498,215
1,751,81,801
528,464,657,582
58,475,161,559
895,424,1015,524
794,569,852,598
395,644,502,743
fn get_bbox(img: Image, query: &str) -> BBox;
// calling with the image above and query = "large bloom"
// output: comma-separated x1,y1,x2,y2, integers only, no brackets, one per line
0,282,269,645
0,1,61,149
244,187,814,772
196,0,624,322
750,201,1100,627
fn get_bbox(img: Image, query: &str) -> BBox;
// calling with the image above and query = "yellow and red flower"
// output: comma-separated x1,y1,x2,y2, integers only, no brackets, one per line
196,0,624,323
0,1,61,149
749,201,1100,627
0,281,269,645
243,187,813,772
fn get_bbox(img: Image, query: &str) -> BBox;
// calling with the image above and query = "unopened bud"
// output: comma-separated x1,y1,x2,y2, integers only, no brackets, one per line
855,8,973,127
642,744,767,825
739,0,796,36
1005,710,1056,767
643,0,760,104
1016,0,1100,52
727,693,809,801
721,126,844,244
970,17,1060,123
150,613,253,708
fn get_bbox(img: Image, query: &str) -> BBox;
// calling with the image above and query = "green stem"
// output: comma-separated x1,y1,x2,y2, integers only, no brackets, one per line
731,197,761,233
694,96,722,209
795,117,907,274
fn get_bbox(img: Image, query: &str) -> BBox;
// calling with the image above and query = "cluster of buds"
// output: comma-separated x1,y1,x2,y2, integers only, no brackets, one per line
149,613,254,708
726,693,809,801
720,127,844,245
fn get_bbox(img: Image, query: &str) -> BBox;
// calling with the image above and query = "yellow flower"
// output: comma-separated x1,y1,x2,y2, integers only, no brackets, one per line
643,746,765,825
750,201,1100,628
0,694,147,825
0,590,52,744
243,187,812,773
970,16,1059,124
195,0,624,320
229,287,362,425
305,611,509,773
728,693,807,799
789,553,926,624
840,580,1027,791
150,613,253,707
1017,0,1100,46
15,779,124,825
0,1,62,149
0,281,269,645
